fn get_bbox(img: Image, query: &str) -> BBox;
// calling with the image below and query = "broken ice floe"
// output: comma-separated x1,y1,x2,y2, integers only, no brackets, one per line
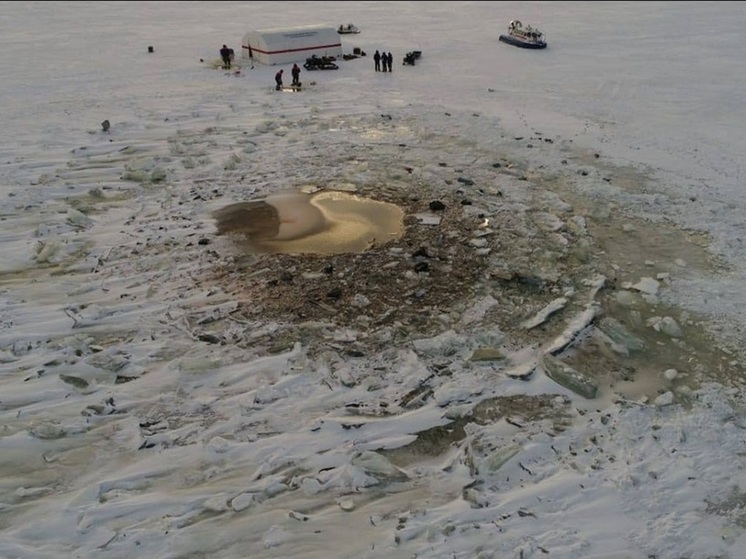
646,315,683,338
459,294,500,326
479,443,522,472
597,316,646,352
543,303,601,357
582,274,607,300
411,329,467,357
590,326,630,357
351,450,410,483
503,359,538,380
654,391,675,406
624,276,659,296
469,348,506,362
414,213,441,225
540,354,599,399
520,297,567,330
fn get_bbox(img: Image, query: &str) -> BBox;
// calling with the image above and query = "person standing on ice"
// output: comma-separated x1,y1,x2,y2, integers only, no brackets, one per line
291,63,301,86
275,69,284,90
373,50,381,72
220,44,232,69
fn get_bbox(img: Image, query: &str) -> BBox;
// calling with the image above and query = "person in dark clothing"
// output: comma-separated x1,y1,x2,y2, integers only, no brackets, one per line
275,69,284,90
291,63,301,86
386,52,393,72
373,50,381,72
220,44,231,69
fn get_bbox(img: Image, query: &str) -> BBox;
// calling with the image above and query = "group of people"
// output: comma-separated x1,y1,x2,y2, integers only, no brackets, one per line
373,50,394,72
275,64,302,90
220,42,301,90
223,42,400,89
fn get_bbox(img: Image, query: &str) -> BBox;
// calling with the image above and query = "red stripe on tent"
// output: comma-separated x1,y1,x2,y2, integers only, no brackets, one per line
241,43,341,55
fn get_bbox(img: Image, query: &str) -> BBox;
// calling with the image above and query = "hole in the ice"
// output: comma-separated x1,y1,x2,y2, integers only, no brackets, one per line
213,190,405,254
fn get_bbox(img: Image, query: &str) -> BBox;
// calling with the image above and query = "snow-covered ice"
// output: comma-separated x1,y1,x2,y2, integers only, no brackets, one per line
1,2,746,558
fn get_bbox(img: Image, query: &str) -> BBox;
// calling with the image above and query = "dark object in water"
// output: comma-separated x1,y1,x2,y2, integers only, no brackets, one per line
213,192,326,241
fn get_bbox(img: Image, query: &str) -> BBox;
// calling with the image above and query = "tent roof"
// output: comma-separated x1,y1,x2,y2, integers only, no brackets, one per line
251,24,335,35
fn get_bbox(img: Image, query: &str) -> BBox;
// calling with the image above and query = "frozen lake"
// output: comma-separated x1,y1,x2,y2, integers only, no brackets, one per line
1,2,745,558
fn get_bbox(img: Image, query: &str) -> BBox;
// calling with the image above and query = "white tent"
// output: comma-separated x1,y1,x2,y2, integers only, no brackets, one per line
241,25,342,66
